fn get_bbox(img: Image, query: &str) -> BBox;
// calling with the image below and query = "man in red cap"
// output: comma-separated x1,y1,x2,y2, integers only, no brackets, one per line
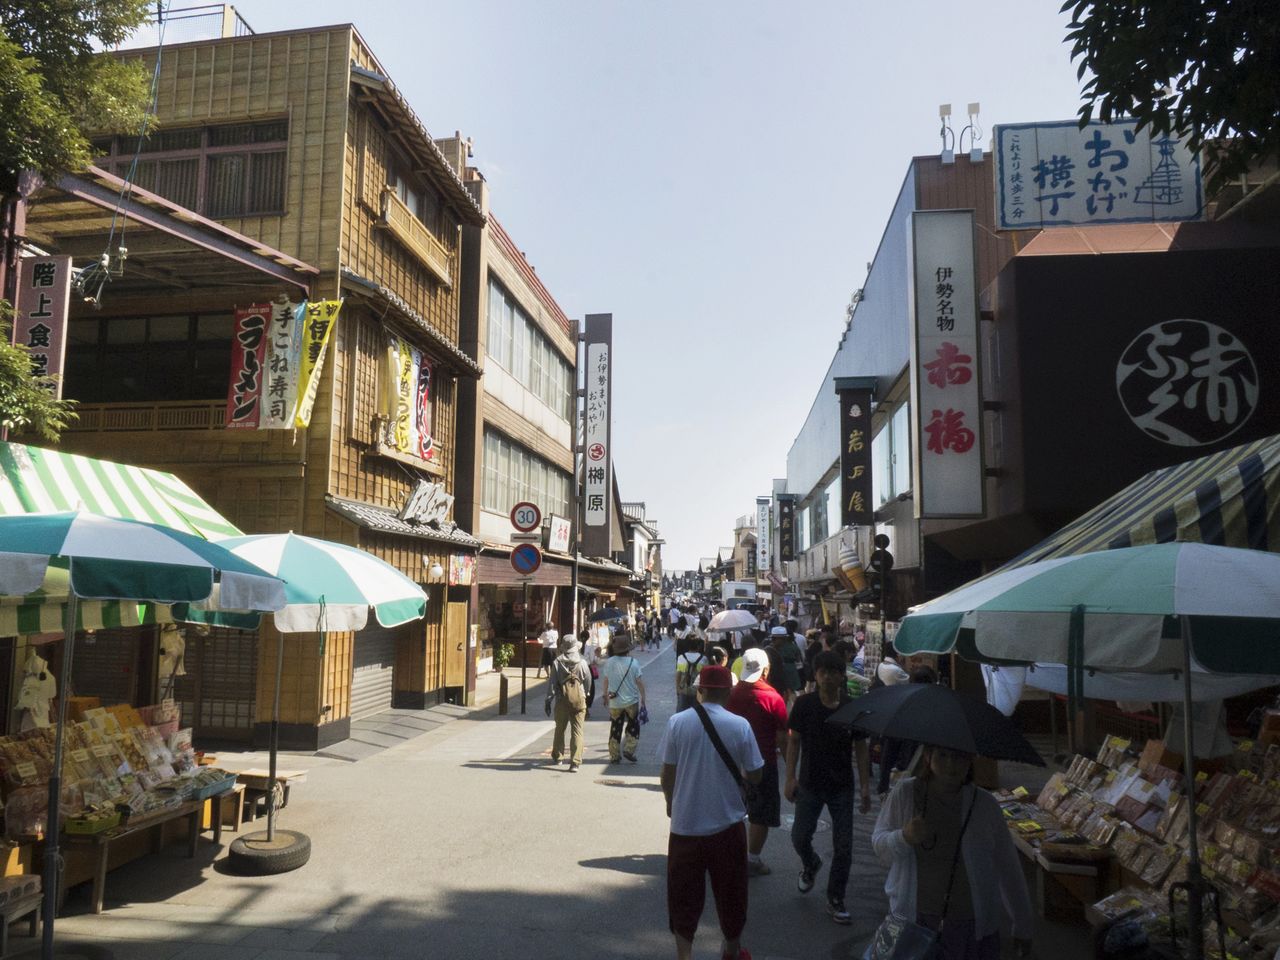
660,665,764,960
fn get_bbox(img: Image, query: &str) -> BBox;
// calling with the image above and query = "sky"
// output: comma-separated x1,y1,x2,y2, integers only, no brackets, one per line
222,0,1089,569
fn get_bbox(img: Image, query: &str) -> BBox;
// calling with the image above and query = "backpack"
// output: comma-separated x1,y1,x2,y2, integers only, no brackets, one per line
559,664,587,711
676,652,704,695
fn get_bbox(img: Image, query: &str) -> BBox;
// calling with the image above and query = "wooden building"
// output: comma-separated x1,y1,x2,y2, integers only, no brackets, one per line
24,24,487,748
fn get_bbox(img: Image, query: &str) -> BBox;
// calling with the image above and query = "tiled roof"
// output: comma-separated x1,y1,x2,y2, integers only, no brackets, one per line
326,494,482,549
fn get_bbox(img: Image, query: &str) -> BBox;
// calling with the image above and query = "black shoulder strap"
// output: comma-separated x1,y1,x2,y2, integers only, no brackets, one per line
940,790,978,925
691,701,744,788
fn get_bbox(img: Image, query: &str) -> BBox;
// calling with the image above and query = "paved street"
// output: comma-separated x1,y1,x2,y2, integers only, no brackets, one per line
40,641,889,960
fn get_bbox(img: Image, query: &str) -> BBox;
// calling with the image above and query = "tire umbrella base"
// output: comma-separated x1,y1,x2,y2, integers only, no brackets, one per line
226,830,312,875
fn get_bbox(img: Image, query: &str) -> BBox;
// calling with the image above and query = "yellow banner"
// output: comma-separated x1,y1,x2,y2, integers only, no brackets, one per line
294,299,342,428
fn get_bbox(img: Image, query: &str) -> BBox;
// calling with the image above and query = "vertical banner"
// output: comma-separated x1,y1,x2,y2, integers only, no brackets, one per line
835,378,875,528
755,497,770,574
14,256,72,396
582,313,613,558
261,300,304,429
294,299,342,428
224,303,270,429
909,210,985,517
415,352,433,460
384,336,435,460
777,496,796,562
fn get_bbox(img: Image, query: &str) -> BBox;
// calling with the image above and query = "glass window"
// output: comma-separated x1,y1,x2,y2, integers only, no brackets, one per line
892,402,912,498
797,506,811,553
824,476,840,533
872,422,892,506
484,279,574,424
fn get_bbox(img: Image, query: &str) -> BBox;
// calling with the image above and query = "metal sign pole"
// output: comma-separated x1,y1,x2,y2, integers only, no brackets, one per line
521,579,528,714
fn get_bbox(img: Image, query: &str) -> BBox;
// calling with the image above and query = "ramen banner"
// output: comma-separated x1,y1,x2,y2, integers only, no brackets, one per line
381,335,434,461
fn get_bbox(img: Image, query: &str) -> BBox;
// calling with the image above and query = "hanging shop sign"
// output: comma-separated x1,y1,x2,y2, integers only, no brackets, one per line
582,313,613,557
993,119,1203,230
294,299,342,428
224,303,271,429
261,300,304,429
835,377,875,529
756,497,770,574
14,256,72,396
546,514,572,553
398,479,454,525
777,496,796,562
448,554,475,586
909,210,985,518
381,334,434,461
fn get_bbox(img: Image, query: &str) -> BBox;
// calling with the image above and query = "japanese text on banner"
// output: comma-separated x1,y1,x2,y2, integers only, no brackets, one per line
294,299,342,429
224,304,271,429
260,300,304,429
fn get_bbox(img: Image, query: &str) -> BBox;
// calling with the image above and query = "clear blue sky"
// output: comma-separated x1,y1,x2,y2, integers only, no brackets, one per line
228,0,1087,569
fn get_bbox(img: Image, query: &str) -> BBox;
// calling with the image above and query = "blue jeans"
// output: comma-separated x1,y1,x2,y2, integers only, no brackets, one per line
791,784,854,900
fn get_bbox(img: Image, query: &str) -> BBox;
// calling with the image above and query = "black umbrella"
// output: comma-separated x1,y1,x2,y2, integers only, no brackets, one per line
588,607,625,623
826,683,1045,767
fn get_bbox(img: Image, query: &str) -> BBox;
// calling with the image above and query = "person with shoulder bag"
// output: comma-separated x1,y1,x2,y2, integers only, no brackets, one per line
545,635,592,772
674,642,706,713
869,745,1033,960
601,632,646,763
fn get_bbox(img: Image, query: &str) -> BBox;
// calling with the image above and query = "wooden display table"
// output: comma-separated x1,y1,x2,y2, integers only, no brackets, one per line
0,891,41,956
234,769,306,820
1012,830,1111,920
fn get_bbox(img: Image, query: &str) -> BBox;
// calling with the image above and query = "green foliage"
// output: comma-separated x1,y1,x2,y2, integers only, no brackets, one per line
493,643,515,670
0,1,152,192
0,307,77,441
1063,0,1280,193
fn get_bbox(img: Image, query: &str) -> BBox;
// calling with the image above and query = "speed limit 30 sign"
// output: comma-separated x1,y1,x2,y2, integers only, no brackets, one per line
510,501,542,533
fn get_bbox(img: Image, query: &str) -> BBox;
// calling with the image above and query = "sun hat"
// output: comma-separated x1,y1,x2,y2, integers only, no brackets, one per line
739,648,770,683
610,633,633,653
694,665,734,689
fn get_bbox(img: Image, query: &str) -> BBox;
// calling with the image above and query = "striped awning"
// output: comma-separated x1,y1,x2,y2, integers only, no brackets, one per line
1004,434,1280,571
0,568,170,636
0,442,241,540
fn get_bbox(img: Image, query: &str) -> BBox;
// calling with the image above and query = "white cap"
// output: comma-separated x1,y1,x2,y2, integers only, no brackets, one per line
739,648,770,683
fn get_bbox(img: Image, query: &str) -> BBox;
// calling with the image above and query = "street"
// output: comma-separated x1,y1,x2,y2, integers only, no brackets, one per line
45,641,889,960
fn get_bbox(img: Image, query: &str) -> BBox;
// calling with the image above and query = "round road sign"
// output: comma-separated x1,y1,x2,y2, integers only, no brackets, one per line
510,501,542,532
510,543,543,576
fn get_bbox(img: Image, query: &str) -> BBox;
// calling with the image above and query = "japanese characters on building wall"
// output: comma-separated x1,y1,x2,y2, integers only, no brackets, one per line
909,210,984,518
14,256,72,397
756,497,770,574
777,496,796,562
582,313,613,558
224,304,271,429
381,335,434,461
836,381,874,528
994,119,1204,230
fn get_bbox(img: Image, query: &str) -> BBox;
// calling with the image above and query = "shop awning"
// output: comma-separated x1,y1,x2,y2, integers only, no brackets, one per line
0,568,168,635
1003,433,1280,571
0,442,241,540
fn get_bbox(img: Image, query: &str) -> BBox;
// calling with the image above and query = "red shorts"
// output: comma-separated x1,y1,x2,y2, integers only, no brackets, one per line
667,821,748,942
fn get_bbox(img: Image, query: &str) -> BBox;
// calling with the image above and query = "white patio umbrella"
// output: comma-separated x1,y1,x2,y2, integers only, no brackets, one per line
0,510,286,960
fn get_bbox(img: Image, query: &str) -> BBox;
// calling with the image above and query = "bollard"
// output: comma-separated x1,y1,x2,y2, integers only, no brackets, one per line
498,674,509,715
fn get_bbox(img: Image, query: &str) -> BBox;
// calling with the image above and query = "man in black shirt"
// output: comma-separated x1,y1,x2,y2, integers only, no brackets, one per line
783,650,872,926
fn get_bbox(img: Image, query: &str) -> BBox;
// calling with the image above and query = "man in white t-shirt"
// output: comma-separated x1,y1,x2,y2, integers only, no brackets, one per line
659,666,764,960
536,622,559,678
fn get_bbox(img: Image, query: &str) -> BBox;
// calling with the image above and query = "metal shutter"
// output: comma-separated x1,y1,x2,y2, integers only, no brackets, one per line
350,625,398,720
172,628,258,741
70,627,142,706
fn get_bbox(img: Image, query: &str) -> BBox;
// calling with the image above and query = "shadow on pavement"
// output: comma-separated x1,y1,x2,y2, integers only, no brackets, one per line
579,853,666,876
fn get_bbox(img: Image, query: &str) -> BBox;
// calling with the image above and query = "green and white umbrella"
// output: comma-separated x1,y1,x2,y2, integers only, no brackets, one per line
0,510,285,960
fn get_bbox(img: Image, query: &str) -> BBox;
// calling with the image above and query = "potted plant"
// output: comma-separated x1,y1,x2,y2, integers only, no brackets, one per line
493,642,514,671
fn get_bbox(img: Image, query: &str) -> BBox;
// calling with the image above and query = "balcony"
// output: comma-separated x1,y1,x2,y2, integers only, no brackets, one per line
378,188,453,288
66,401,226,432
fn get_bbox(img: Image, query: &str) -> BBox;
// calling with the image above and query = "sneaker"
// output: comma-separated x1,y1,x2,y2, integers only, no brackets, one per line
747,859,771,877
826,897,851,925
568,764,580,773
797,855,822,893
623,751,638,763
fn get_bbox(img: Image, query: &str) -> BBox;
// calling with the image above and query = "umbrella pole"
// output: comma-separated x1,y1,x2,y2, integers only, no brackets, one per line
266,628,284,843
42,591,78,960
1180,624,1205,960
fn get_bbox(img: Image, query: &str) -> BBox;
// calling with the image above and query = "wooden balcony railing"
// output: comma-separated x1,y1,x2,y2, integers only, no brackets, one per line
67,401,226,432
379,188,453,287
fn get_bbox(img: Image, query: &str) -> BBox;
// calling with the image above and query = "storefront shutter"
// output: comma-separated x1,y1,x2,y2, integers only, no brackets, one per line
350,624,398,720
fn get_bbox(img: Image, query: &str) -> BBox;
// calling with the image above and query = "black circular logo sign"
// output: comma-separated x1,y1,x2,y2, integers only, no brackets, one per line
1115,319,1259,447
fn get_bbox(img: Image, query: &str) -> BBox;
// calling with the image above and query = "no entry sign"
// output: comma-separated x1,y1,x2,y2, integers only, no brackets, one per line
510,543,543,576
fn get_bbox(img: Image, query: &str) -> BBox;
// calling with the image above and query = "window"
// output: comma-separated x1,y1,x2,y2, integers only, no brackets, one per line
93,119,288,218
872,401,913,505
823,476,840,535
891,402,912,499
482,429,572,519
485,278,573,422
797,506,811,553
65,313,232,403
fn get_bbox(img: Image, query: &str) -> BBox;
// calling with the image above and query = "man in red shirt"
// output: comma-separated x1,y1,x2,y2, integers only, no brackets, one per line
726,647,789,877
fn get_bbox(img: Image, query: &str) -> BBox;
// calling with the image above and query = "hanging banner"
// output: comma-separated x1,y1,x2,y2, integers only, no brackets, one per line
909,210,985,517
777,496,796,562
582,313,613,558
294,299,342,429
261,300,304,429
756,497,770,574
835,378,875,528
14,256,72,396
224,303,270,429
383,335,435,461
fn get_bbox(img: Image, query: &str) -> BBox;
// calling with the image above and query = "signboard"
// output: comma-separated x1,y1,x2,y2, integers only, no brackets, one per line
224,303,271,429
510,543,543,577
294,299,342,428
777,496,796,562
510,501,542,533
14,256,72,396
755,497,770,574
383,335,434,460
261,300,303,429
398,480,454,525
994,119,1204,230
909,210,985,518
546,514,572,553
582,313,613,557
835,378,875,529
448,554,475,586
